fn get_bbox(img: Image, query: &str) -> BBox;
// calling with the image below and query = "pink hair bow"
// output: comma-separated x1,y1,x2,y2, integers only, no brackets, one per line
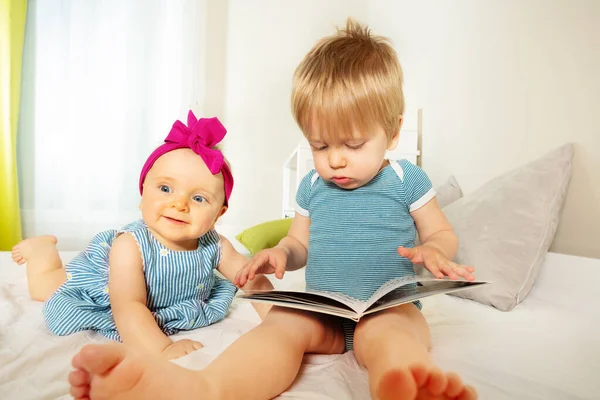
139,111,234,205
166,112,227,175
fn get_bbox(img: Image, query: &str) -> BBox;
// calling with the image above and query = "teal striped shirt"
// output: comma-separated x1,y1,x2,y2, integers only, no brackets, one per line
296,159,435,302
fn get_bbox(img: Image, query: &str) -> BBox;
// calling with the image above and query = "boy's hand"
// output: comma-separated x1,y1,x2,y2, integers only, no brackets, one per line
160,339,203,360
234,248,288,287
397,245,475,281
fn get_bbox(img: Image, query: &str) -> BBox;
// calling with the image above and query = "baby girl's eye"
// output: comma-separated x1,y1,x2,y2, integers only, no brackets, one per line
193,195,206,203
159,185,172,193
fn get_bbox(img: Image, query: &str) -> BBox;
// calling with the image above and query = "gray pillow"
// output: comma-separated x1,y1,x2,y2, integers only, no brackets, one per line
436,175,463,209
445,144,574,311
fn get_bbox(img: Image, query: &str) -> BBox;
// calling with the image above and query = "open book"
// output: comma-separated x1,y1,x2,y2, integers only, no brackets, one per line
238,275,489,321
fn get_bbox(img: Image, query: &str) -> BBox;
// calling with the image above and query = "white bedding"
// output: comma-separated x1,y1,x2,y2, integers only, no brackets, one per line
1,251,598,400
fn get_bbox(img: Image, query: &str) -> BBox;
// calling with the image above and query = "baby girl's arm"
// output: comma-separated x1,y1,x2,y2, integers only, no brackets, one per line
108,234,173,354
401,197,475,281
217,236,274,319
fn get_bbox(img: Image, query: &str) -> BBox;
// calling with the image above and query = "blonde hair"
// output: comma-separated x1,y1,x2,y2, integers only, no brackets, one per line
213,144,231,171
291,18,404,143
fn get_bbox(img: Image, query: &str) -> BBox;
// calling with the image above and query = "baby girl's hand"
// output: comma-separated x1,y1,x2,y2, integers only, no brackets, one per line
234,248,288,287
397,245,475,281
160,339,203,360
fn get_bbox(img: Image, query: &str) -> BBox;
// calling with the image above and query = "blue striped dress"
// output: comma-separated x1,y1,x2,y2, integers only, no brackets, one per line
295,159,435,351
42,220,237,341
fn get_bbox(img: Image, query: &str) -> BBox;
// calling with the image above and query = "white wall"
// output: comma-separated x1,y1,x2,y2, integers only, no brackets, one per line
365,0,600,258
23,1,595,255
213,0,368,236
214,0,599,258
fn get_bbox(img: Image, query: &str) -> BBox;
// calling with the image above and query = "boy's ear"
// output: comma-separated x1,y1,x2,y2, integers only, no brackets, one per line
388,115,403,150
388,131,400,151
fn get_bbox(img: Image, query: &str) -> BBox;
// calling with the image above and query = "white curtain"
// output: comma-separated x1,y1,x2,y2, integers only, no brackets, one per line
18,0,208,250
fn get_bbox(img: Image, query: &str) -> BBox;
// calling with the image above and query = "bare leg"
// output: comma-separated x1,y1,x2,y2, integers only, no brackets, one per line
69,343,209,400
11,235,66,301
354,304,477,400
69,306,345,400
202,307,345,399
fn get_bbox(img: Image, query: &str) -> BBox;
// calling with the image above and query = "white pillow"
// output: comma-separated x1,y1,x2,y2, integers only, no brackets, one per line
445,144,574,311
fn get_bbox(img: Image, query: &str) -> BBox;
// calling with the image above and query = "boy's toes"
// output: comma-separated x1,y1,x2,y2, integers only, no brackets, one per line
457,385,478,400
444,372,463,398
74,344,126,375
376,368,417,400
412,365,476,400
410,364,429,387
69,383,91,400
425,368,447,396
69,369,91,387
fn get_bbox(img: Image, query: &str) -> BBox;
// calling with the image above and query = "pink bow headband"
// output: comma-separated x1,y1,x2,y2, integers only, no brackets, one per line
139,111,234,206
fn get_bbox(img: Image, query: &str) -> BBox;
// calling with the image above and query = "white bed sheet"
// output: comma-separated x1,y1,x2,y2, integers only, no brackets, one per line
1,251,598,400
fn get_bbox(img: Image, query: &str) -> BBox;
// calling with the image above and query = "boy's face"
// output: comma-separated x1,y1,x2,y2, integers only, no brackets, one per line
139,149,227,251
307,123,399,189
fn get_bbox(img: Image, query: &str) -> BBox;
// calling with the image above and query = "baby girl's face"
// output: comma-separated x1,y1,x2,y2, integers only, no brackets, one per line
139,148,227,251
307,123,399,190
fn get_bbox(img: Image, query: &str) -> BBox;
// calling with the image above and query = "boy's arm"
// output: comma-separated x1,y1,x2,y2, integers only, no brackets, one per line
275,213,310,271
233,213,310,287
217,236,274,319
411,197,458,260
108,234,172,354
404,197,475,281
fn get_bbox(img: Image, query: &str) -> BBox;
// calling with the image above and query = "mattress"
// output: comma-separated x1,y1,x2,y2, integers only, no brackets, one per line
0,250,598,400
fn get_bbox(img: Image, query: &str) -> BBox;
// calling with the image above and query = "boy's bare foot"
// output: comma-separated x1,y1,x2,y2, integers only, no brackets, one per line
69,343,215,400
376,364,477,400
11,235,57,265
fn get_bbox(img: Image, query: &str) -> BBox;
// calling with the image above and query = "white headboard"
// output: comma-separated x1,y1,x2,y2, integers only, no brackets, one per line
282,108,422,218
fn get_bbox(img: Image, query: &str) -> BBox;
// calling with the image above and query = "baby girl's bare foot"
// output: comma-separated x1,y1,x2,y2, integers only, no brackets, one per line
69,343,215,400
11,235,57,265
376,364,477,400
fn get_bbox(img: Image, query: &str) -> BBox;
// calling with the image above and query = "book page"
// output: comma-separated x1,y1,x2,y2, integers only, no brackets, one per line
240,276,489,319
363,280,489,316
238,289,365,314
240,297,360,321
363,275,441,311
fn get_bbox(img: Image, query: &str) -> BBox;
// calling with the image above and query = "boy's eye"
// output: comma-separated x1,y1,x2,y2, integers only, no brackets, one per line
159,185,172,193
346,142,365,150
311,144,328,151
193,195,206,203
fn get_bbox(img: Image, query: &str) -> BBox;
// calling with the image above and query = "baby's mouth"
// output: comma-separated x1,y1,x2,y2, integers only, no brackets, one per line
162,216,188,225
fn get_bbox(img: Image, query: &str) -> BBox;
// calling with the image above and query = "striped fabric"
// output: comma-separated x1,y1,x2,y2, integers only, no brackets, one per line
296,159,435,350
43,220,237,341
